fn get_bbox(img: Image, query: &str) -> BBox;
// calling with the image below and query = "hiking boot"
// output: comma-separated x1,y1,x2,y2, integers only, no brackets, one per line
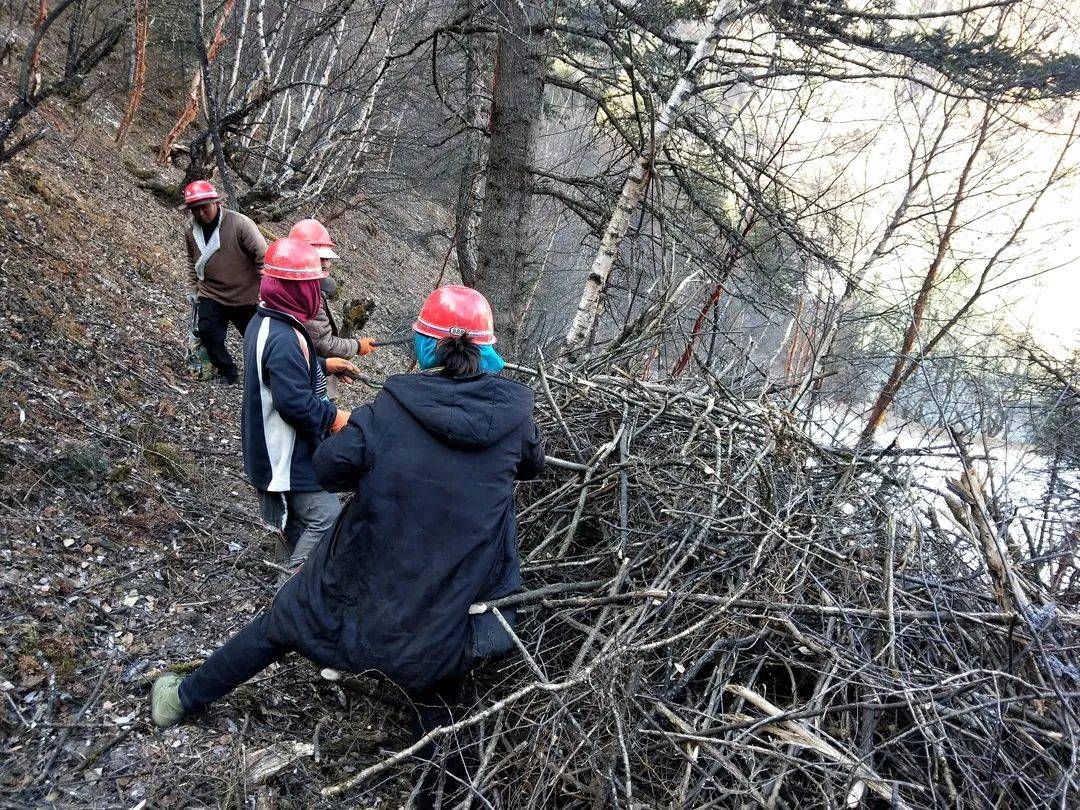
217,371,239,386
151,672,186,728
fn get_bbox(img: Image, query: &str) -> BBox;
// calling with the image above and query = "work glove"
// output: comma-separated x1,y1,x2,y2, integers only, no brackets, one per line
185,292,198,307
324,356,362,382
357,337,377,356
325,357,361,384
331,408,351,434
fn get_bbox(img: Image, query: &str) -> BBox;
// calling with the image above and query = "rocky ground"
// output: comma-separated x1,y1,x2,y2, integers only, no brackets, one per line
7,24,1078,810
0,82,459,808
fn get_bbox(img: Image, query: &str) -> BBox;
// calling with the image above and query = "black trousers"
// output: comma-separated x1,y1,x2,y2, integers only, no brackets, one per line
179,612,288,711
409,677,472,809
196,297,256,378
178,611,470,808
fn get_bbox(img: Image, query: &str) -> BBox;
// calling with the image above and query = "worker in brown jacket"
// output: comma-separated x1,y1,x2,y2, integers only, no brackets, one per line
182,181,267,385
288,219,375,396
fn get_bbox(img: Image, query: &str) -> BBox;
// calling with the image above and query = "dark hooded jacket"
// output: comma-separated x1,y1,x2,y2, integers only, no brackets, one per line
264,372,545,691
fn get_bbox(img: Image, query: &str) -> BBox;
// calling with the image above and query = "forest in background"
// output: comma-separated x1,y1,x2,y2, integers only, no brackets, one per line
4,1,1080,807
8,0,1080,449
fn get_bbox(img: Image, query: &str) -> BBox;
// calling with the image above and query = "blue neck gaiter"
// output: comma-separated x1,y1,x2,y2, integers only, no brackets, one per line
413,333,505,374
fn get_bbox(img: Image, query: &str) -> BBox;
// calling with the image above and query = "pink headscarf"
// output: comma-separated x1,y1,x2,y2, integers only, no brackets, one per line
260,275,322,323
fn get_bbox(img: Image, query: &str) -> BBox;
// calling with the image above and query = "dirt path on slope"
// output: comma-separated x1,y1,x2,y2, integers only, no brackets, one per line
0,103,454,808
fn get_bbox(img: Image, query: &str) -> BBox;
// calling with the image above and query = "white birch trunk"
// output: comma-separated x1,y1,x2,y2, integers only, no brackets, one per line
251,3,294,174
288,20,342,159
223,0,252,108
255,0,272,82
564,0,742,353
303,2,404,200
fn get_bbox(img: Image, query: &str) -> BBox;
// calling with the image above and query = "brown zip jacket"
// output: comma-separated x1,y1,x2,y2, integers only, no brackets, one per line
185,208,266,306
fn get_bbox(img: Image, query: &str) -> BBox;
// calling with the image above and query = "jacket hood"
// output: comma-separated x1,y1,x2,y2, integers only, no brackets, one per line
383,373,534,449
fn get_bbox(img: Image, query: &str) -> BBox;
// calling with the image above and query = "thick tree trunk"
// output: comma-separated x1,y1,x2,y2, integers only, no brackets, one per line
472,0,544,354
455,0,488,287
563,0,741,355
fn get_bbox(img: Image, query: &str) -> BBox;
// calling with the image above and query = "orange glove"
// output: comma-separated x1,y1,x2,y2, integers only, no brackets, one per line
325,357,360,381
357,337,377,356
331,408,351,433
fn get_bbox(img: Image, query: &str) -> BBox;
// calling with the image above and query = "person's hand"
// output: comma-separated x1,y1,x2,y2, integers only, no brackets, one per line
357,337,377,356
326,357,361,382
331,408,351,433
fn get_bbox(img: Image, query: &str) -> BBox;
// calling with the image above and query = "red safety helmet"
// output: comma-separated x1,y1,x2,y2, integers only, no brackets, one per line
262,237,327,281
288,218,339,259
181,180,221,209
413,285,496,345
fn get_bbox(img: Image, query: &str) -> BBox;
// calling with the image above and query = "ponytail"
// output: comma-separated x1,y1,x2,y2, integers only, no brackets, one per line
435,334,481,378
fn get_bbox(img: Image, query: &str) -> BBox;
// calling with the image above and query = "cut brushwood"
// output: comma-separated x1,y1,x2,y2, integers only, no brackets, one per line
319,356,1080,805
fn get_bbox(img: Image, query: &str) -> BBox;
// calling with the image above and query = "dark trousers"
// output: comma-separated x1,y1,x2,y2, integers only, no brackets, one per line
178,612,471,808
196,297,256,378
258,489,341,568
179,612,287,711
409,677,472,809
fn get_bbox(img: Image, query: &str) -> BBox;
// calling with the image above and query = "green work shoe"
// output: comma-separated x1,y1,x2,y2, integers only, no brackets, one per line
151,672,186,728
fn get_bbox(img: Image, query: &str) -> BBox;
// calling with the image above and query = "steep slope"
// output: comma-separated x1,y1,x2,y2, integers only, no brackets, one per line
0,86,452,806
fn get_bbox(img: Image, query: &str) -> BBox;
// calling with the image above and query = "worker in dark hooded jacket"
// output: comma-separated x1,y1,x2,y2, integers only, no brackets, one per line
152,285,544,805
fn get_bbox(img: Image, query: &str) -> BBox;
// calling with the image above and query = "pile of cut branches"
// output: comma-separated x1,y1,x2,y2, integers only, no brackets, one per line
327,360,1080,808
